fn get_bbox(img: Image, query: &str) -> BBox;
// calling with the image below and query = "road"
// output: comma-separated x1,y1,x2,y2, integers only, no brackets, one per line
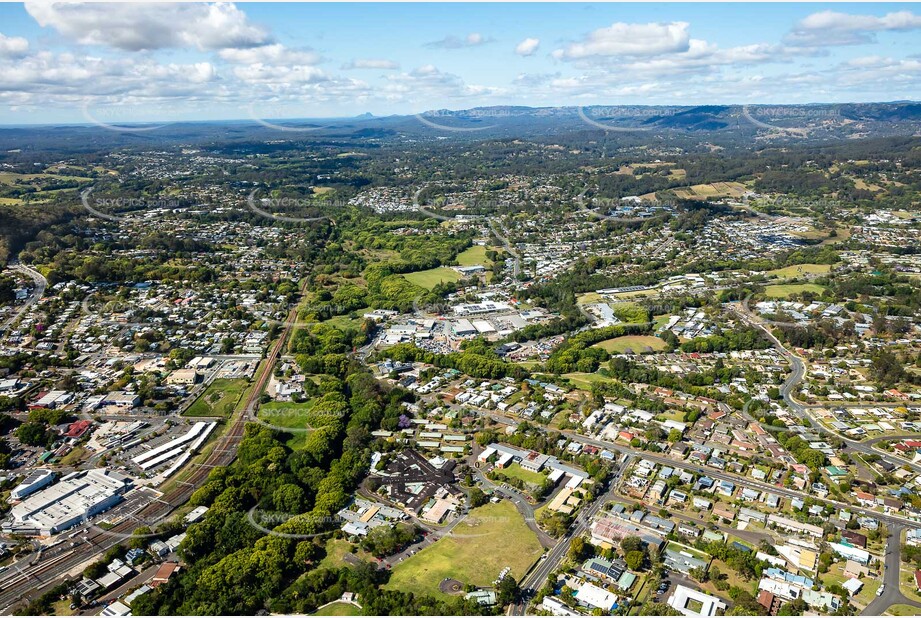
732,301,921,476
1,262,47,331
486,218,521,278
861,524,921,615
509,455,634,615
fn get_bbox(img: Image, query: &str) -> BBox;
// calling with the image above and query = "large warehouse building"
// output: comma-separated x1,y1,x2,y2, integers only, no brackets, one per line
3,469,133,536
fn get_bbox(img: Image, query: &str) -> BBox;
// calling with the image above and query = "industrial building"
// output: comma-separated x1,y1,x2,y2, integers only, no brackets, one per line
10,468,55,500
3,469,133,536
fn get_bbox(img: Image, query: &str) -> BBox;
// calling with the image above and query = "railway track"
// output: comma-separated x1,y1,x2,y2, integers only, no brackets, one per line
0,300,299,611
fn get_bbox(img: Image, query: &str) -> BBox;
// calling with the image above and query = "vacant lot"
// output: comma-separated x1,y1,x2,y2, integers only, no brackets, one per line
495,462,547,486
563,372,614,390
672,181,748,200
257,400,316,449
593,335,667,354
311,601,361,616
766,263,832,278
764,283,826,299
319,539,374,571
385,501,542,597
184,379,247,417
403,267,462,290
456,245,491,267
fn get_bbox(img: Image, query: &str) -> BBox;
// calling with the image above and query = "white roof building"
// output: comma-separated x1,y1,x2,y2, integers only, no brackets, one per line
4,469,132,536
667,585,726,617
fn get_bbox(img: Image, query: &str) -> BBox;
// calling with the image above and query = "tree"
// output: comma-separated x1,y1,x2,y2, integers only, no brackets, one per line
667,429,682,443
689,566,709,582
496,574,519,605
468,487,488,508
621,536,644,554
638,602,680,616
568,536,591,563
15,422,52,447
625,550,645,570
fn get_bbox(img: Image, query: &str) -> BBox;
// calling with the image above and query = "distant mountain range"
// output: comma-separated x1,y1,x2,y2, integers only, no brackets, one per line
1,102,918,154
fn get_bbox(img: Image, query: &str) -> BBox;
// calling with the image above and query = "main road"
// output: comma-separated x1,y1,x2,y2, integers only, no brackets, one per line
509,455,634,615
1,262,47,331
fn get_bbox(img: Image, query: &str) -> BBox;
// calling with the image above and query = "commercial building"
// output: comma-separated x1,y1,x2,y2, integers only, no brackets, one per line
166,369,201,386
10,468,55,500
3,469,133,536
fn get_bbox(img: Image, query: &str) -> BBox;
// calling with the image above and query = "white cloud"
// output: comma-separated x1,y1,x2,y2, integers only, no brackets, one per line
0,33,29,57
515,38,540,57
342,58,400,70
425,32,492,49
24,2,271,51
218,44,320,66
553,22,690,60
230,63,327,84
786,10,921,47
383,64,503,102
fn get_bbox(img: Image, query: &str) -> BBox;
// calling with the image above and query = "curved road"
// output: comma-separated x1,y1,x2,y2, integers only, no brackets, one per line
732,302,921,475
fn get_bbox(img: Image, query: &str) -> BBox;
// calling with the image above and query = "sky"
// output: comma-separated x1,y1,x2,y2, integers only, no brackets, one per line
0,2,919,125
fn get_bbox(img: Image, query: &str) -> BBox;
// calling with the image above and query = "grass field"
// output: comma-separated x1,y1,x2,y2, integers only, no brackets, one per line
576,292,604,304
184,378,248,417
58,446,87,466
311,601,361,616
257,400,316,449
766,263,833,278
385,501,542,597
319,539,374,570
671,181,748,200
496,462,547,486
456,245,491,267
592,335,667,354
562,372,614,390
403,267,462,290
764,283,826,298
887,605,920,616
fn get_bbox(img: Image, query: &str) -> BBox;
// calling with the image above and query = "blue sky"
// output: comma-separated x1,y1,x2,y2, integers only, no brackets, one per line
0,2,919,124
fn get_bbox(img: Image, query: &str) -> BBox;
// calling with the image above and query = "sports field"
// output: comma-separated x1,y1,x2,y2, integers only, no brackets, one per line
766,263,832,278
402,267,462,290
593,335,667,354
385,501,542,597
764,283,826,299
184,379,247,417
456,245,490,266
